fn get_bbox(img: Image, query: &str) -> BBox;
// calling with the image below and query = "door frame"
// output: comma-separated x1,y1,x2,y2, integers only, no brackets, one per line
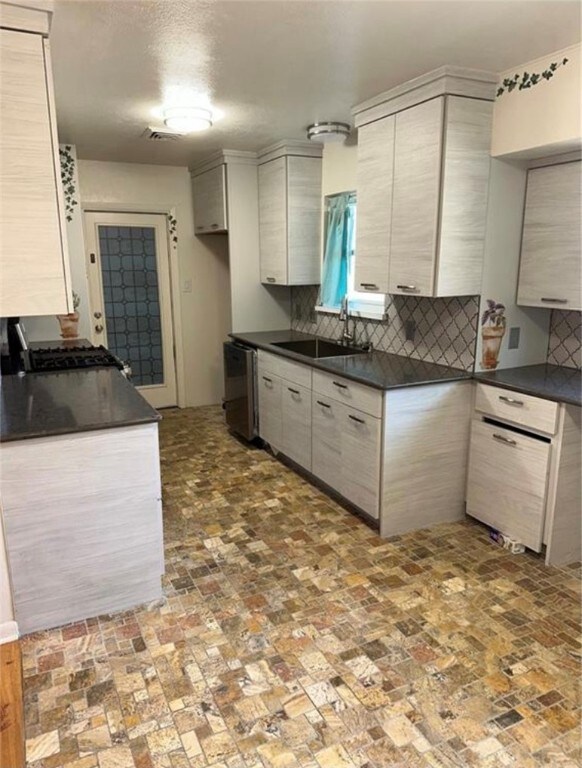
81,202,185,408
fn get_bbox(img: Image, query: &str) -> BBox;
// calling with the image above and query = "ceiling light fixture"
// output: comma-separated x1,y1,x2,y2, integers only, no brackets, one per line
163,107,212,133
306,121,350,144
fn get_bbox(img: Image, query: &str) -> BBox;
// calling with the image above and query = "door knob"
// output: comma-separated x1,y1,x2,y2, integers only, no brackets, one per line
94,311,102,319
95,324,104,333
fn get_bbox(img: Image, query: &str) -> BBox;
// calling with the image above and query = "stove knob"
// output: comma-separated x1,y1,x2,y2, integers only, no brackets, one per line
95,324,104,333
94,311,102,319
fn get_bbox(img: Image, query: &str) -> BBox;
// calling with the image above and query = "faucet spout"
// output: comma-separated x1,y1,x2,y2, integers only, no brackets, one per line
339,294,355,344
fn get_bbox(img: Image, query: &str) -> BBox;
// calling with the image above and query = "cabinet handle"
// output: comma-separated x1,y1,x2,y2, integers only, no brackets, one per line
288,387,300,395
499,395,524,406
541,297,568,304
211,223,219,229
348,414,366,424
396,284,419,292
316,400,330,408
195,225,204,231
360,283,379,291
266,277,276,283
262,376,272,384
333,381,348,389
492,433,517,446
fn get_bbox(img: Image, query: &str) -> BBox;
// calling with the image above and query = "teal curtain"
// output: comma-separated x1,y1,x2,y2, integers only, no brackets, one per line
320,194,354,308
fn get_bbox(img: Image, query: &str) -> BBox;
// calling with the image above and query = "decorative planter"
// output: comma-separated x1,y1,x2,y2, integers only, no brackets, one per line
481,325,505,369
57,312,80,339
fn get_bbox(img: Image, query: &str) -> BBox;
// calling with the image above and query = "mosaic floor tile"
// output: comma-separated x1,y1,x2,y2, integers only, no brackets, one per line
21,406,581,767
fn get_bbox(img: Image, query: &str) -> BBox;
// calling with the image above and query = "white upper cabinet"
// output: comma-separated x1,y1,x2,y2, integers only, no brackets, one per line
517,160,581,311
192,164,228,234
0,19,72,317
352,67,496,298
257,143,322,286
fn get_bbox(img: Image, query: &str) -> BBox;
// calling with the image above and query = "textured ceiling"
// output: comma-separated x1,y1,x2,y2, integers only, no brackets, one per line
51,0,581,167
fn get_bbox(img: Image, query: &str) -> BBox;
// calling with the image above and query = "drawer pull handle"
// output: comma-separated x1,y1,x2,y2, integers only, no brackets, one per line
493,433,517,446
541,297,568,304
396,284,419,292
288,387,300,395
316,400,331,408
262,376,272,384
211,223,219,229
349,414,366,424
360,282,379,290
333,381,348,389
266,277,276,283
499,395,524,406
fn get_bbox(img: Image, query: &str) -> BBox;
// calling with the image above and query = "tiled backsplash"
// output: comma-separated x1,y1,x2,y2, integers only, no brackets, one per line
547,310,582,369
291,286,479,371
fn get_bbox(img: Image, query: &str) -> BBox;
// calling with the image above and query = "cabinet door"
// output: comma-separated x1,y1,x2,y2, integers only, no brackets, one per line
280,381,312,471
258,157,287,284
389,97,444,297
340,406,382,518
287,156,321,285
312,394,342,489
466,420,550,551
258,369,282,449
193,165,227,233
0,30,70,316
354,116,395,295
517,161,581,311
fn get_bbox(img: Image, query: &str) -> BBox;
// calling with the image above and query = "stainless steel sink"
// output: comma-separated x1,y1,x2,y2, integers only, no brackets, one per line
271,339,366,359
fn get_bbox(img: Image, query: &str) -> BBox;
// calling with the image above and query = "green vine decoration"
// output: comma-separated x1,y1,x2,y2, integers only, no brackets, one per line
59,145,77,222
167,214,178,245
496,58,569,97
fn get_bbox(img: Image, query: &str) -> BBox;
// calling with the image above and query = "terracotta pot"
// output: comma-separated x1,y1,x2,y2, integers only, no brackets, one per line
481,325,505,370
57,312,80,339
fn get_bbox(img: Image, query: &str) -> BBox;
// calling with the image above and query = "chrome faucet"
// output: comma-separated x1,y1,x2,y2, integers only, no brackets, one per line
339,295,355,345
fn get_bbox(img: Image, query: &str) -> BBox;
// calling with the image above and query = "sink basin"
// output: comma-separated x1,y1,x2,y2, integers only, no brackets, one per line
271,339,366,359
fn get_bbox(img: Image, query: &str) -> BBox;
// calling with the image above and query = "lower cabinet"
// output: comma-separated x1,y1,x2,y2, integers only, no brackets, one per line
340,406,382,517
312,395,341,490
258,370,282,448
280,382,312,470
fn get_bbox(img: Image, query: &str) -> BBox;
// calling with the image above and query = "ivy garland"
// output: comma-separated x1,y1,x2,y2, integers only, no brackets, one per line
167,214,178,245
59,145,77,221
496,58,569,97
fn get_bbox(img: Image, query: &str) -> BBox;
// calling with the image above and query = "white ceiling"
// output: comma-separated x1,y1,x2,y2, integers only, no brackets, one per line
51,0,581,167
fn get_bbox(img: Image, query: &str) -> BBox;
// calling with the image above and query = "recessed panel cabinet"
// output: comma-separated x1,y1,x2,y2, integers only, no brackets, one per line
517,161,581,311
192,164,228,234
0,25,72,316
355,95,493,298
258,149,322,286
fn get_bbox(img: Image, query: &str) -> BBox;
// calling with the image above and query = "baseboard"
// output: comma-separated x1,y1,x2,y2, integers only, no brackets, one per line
0,620,19,644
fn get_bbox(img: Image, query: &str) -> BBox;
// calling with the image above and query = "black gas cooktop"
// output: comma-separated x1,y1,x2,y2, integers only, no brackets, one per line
28,345,123,373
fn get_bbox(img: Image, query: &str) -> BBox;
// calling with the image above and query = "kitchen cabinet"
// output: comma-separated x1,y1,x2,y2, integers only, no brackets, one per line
280,382,312,470
312,395,342,490
0,20,72,317
192,164,228,233
517,160,581,311
257,369,282,449
258,143,322,286
340,406,382,517
354,116,395,294
353,72,494,298
466,383,581,566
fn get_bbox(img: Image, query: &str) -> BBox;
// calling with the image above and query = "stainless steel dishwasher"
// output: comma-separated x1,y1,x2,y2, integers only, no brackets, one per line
222,341,258,441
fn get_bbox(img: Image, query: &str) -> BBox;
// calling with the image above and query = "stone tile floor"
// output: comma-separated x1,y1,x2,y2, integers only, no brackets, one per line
22,406,581,768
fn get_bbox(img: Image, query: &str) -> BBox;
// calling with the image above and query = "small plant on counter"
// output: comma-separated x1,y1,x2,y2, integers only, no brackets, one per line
480,299,506,370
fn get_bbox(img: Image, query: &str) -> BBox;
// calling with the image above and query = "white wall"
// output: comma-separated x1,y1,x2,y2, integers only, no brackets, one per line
476,159,550,370
78,160,231,407
492,43,581,159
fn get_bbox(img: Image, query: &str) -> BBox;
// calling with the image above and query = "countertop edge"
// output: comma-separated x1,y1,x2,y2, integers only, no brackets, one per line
0,414,162,444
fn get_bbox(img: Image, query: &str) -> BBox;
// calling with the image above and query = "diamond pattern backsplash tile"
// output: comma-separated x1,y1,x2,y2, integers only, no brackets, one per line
291,286,479,371
547,310,582,369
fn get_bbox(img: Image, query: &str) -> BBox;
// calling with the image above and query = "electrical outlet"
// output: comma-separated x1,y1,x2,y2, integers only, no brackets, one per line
405,319,416,342
508,326,520,350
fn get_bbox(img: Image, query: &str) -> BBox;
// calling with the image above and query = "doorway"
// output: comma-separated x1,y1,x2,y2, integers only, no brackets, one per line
84,211,177,409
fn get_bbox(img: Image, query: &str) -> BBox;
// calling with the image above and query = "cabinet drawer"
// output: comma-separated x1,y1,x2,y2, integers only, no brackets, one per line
340,406,382,518
258,350,312,389
281,381,311,471
475,383,558,435
257,367,282,448
312,370,383,418
466,419,550,551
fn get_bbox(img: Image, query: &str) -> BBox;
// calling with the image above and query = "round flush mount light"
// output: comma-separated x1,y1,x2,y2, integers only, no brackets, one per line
306,121,351,143
163,107,213,133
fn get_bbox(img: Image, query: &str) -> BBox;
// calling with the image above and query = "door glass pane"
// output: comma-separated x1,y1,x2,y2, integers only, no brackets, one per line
98,225,163,386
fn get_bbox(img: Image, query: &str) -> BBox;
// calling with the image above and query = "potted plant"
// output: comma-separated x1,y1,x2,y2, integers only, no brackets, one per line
481,299,506,369
57,292,81,339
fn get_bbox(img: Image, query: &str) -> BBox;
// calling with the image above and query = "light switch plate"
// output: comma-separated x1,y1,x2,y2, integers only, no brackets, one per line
508,326,520,350
405,320,416,342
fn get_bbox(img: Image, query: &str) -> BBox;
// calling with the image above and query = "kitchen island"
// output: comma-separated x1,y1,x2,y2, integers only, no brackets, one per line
0,368,163,635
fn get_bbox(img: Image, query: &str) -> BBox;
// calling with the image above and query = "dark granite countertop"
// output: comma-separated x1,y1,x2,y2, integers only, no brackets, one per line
474,364,581,407
1,368,160,443
229,330,472,390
